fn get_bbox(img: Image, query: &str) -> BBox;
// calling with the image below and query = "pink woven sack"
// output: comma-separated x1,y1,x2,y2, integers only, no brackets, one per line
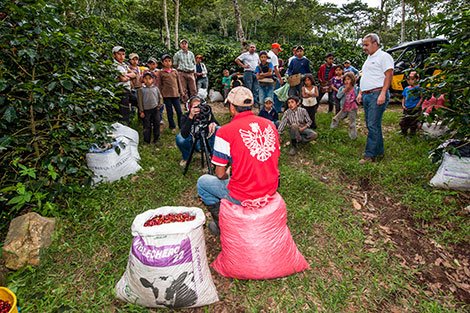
211,192,309,279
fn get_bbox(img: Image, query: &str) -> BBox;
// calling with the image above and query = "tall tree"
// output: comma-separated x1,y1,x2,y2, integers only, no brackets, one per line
163,0,171,50
232,0,245,47
401,0,405,42
174,0,180,49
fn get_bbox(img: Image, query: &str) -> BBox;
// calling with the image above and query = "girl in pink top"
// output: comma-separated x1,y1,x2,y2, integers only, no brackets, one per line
330,72,358,139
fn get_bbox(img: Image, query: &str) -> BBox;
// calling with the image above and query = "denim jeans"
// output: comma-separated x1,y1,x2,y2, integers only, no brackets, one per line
197,77,208,90
163,97,182,129
258,84,274,110
175,132,217,161
363,91,389,158
197,174,241,206
273,79,283,113
243,71,259,106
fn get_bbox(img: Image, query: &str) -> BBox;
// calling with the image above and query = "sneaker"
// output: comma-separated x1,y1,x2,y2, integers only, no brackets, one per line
208,221,220,236
160,120,164,125
288,146,297,156
359,157,374,165
179,159,187,167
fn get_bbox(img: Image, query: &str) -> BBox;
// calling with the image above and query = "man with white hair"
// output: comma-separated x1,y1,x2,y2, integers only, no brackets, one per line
356,33,394,164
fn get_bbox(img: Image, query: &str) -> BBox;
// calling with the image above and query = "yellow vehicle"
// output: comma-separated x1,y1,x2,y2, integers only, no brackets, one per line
387,38,448,94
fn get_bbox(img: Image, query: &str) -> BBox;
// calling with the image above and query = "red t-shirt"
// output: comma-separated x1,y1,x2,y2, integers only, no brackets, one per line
211,111,280,201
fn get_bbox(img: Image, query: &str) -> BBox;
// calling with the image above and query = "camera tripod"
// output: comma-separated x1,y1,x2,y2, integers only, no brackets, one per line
183,127,214,175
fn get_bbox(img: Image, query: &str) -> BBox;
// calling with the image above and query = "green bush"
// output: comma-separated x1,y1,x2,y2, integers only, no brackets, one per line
0,0,118,227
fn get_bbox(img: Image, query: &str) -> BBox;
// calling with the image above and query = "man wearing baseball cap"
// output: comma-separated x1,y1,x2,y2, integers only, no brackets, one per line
112,46,136,125
173,39,197,104
197,87,281,235
268,43,284,113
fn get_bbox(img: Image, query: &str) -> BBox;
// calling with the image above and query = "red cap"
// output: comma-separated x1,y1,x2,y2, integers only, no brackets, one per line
271,43,282,51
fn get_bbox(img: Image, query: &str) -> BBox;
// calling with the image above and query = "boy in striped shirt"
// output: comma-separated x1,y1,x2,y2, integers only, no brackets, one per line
278,96,318,155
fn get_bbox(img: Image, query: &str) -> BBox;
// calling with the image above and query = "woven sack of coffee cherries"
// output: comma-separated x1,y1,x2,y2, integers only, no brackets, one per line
116,207,219,308
212,192,310,279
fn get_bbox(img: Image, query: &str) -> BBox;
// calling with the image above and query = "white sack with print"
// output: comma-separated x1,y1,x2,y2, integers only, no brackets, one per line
430,153,470,191
86,141,141,184
208,89,224,102
110,122,140,161
116,207,219,309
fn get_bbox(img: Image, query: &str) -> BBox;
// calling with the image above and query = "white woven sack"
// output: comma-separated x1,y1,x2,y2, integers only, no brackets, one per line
208,89,223,103
430,153,470,191
111,122,139,144
118,136,141,161
116,207,219,309
422,121,448,138
86,142,141,184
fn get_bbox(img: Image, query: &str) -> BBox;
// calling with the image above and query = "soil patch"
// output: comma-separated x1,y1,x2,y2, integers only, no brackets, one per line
347,180,470,304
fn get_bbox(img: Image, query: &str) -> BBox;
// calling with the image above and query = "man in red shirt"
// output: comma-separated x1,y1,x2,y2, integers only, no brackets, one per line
317,53,337,112
197,87,281,235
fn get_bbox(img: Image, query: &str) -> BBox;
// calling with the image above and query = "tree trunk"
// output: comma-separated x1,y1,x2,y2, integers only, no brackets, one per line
232,0,245,47
163,0,171,50
401,0,405,43
174,0,180,50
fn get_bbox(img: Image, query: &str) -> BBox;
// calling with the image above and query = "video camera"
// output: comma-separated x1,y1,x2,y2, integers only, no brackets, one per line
188,97,212,135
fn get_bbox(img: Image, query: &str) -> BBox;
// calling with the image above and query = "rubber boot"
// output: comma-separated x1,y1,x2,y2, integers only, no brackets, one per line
207,202,220,236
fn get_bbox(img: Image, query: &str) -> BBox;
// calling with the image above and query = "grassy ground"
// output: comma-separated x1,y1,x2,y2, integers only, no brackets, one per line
4,103,469,312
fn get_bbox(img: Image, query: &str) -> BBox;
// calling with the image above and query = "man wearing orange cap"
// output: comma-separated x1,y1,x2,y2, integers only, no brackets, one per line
268,43,284,113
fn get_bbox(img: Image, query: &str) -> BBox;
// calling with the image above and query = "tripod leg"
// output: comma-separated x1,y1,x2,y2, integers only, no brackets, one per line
183,137,199,175
200,135,214,175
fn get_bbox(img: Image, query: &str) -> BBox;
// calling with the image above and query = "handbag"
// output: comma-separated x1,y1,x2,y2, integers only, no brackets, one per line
287,74,301,87
258,77,275,85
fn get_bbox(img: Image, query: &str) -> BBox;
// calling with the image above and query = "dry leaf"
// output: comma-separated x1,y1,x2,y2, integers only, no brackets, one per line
352,199,362,210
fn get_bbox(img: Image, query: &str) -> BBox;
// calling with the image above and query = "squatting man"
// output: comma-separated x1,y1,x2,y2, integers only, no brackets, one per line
196,87,281,235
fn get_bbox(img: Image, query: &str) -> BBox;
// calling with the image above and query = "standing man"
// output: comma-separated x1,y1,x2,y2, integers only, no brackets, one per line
173,39,197,104
197,87,280,235
268,43,284,113
128,53,142,111
112,46,136,125
287,46,311,97
317,53,336,112
356,33,394,164
235,44,260,107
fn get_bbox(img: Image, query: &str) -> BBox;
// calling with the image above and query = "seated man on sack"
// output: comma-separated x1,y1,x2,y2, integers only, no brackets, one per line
197,87,281,235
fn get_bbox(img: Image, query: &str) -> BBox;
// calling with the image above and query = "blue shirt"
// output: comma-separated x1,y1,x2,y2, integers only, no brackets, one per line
259,108,279,122
287,57,311,75
344,65,359,76
402,86,421,109
255,62,274,74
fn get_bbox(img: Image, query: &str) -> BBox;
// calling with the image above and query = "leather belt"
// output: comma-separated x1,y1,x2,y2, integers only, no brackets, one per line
362,87,382,94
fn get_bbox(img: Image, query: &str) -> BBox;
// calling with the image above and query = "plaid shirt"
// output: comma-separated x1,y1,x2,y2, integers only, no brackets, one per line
278,107,312,133
173,50,196,72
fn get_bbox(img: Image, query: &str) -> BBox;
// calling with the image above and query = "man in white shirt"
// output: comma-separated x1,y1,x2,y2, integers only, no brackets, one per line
235,44,260,107
268,43,284,113
356,33,394,164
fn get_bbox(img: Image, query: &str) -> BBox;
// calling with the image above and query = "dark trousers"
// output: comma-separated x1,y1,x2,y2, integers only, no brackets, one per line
400,107,420,135
141,107,161,143
304,105,318,129
164,97,182,129
317,89,334,112
119,90,131,125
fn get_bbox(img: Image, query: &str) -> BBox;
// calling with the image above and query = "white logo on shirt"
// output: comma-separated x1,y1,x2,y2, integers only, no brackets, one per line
239,123,276,162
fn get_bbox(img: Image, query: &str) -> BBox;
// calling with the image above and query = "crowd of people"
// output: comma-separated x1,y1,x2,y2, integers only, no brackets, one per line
112,33,426,234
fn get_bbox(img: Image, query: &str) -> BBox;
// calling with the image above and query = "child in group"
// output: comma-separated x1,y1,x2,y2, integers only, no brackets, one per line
221,69,232,100
301,74,319,129
400,71,423,136
231,73,243,88
278,96,318,156
329,65,344,114
330,72,359,140
156,54,183,132
255,51,275,109
258,97,279,128
137,72,164,144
